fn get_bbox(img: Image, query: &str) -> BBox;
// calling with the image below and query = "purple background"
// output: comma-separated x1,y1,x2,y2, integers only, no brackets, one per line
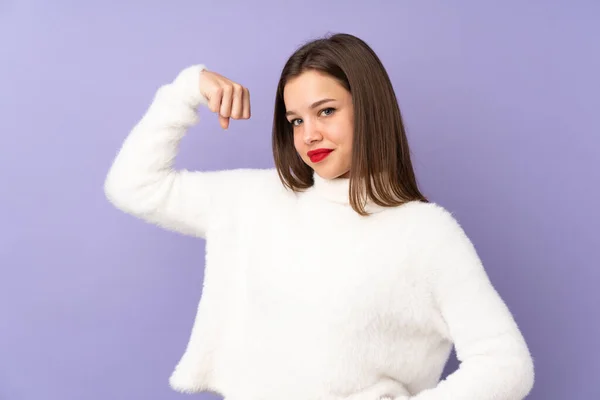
1,1,598,399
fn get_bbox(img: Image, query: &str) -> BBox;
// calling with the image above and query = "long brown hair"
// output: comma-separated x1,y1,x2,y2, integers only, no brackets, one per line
272,33,428,216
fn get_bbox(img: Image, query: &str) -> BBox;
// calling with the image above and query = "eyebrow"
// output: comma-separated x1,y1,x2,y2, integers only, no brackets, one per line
285,98,336,117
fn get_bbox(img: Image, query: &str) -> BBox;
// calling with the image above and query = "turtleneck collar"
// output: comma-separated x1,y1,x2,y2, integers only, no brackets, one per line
310,172,386,214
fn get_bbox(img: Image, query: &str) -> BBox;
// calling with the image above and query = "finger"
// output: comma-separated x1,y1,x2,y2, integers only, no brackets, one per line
207,86,222,114
219,115,230,130
242,87,251,119
230,84,243,119
219,84,233,119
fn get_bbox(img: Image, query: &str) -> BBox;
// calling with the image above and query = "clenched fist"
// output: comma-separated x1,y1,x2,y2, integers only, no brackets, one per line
199,70,251,129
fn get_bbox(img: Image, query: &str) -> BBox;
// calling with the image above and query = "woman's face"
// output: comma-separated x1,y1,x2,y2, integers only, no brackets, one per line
283,70,354,180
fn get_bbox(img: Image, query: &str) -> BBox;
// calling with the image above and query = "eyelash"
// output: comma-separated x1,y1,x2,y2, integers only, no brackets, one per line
290,107,336,127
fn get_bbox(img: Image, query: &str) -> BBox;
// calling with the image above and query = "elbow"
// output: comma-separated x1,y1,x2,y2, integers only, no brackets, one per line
472,340,535,399
502,349,535,399
516,353,535,398
103,166,172,217
474,351,535,400
104,171,129,211
511,334,535,399
103,167,142,214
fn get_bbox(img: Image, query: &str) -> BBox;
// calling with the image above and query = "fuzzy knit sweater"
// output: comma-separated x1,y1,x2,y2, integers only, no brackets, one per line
104,65,535,400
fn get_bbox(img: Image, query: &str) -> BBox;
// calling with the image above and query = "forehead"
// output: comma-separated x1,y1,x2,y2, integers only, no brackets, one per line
283,70,349,105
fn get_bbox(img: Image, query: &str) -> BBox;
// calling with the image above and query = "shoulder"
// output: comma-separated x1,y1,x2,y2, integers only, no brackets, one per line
391,202,487,285
203,167,280,188
388,201,471,248
232,167,288,192
393,201,463,231
208,167,294,201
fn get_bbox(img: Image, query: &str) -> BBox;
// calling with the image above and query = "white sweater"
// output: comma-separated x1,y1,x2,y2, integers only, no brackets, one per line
104,65,535,400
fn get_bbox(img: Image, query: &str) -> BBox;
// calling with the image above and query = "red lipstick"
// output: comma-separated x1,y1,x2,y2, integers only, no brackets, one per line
307,148,334,163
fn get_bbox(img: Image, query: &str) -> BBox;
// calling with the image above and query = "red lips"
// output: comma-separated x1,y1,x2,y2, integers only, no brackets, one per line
307,148,334,163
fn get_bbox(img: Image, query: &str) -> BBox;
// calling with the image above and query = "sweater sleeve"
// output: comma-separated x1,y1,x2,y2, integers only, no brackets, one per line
410,208,535,400
104,64,238,238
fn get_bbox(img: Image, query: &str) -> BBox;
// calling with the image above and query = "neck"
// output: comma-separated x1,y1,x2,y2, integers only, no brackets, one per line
311,172,385,214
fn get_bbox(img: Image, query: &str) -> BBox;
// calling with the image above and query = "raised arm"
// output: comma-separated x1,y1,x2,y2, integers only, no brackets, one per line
411,207,535,400
104,65,251,238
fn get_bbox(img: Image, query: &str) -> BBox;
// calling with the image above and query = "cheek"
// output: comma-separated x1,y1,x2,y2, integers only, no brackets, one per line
328,118,353,147
292,132,300,150
293,132,306,155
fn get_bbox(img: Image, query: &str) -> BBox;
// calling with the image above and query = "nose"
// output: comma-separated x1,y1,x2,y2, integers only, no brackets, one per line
303,120,322,145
